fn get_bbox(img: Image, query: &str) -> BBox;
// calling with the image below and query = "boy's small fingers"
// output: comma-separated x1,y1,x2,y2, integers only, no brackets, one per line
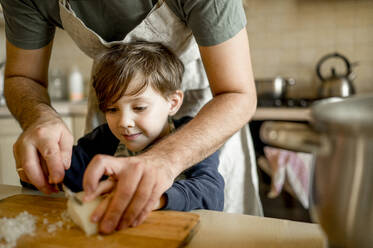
83,178,115,202
83,155,109,194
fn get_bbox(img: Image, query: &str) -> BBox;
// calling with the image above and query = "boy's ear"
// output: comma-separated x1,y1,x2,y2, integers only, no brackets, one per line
168,90,184,116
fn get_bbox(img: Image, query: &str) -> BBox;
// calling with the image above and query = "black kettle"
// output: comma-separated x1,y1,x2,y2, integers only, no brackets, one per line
316,52,356,98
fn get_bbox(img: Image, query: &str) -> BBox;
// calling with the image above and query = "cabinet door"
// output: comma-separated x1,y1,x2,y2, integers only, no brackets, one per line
0,117,74,186
0,118,22,186
72,115,86,144
62,116,73,134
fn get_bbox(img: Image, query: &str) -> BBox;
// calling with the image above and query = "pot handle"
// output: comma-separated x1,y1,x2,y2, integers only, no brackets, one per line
260,121,322,153
316,52,351,81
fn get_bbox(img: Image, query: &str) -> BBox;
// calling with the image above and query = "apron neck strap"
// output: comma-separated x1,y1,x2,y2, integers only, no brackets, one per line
157,0,165,7
59,0,69,7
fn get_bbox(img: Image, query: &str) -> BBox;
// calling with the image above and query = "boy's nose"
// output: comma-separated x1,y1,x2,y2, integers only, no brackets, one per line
119,113,135,128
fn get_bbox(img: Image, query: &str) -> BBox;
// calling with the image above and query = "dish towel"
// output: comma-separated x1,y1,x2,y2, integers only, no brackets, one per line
262,146,314,209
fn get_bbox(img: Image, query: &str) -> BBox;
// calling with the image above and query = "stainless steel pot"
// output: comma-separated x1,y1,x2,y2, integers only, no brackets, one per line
255,76,295,99
260,94,373,248
0,61,5,106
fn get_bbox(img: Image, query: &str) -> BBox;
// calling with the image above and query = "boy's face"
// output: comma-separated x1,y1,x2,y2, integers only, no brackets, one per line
105,75,182,152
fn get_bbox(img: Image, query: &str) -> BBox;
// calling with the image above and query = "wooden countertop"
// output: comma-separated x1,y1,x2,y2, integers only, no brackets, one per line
0,184,327,248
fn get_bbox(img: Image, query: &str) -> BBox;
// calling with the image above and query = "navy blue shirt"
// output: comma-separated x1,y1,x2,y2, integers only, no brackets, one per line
64,117,224,211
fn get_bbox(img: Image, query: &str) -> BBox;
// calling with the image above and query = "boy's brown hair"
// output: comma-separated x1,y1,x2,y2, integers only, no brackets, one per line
92,41,184,112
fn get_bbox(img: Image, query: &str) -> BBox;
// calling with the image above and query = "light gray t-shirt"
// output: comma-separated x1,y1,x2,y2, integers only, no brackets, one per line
0,0,247,49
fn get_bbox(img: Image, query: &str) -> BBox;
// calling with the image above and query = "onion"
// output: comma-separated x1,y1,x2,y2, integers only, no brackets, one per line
0,211,37,248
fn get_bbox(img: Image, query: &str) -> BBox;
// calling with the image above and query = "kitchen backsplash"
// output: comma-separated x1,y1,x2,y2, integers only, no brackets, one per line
243,0,373,98
0,0,372,99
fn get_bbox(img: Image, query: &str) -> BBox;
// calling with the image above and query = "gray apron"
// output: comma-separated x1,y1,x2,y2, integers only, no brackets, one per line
58,0,262,215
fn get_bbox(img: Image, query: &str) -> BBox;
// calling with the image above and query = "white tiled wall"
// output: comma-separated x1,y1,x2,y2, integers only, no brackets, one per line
0,26,93,97
243,0,373,98
50,29,93,83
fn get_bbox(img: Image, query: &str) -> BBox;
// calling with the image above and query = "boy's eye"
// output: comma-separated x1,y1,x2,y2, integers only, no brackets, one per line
106,107,118,113
133,106,147,112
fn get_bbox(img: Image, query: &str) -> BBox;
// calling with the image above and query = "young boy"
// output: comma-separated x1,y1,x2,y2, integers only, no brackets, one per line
63,42,224,211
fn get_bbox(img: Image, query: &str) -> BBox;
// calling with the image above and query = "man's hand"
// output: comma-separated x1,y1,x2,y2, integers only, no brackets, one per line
84,177,167,228
14,113,74,194
5,40,73,193
83,154,175,234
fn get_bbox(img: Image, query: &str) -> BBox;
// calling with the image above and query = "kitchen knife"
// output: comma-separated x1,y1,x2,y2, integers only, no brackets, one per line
61,183,83,205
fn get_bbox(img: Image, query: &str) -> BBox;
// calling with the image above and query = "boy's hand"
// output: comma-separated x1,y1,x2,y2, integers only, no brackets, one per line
83,176,116,203
83,154,175,234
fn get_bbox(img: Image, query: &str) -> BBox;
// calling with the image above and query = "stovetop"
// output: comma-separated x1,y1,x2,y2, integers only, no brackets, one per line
258,98,314,108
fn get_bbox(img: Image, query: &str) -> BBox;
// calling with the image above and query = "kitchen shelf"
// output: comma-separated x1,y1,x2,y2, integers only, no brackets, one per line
252,107,311,122
0,101,88,118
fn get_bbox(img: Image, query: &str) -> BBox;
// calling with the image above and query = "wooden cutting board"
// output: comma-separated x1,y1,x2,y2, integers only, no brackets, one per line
0,194,200,248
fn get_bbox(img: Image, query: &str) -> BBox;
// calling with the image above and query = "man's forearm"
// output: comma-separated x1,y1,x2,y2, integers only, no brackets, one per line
144,91,256,177
4,76,57,130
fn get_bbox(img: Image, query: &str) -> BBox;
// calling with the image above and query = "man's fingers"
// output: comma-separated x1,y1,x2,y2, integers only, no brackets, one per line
12,116,73,192
130,209,149,229
59,131,74,170
119,200,154,229
120,189,161,229
13,144,26,181
39,154,50,177
16,168,30,183
83,155,111,194
91,195,111,223
131,187,163,228
83,156,176,232
120,173,155,228
37,139,64,184
99,168,143,234
18,143,53,194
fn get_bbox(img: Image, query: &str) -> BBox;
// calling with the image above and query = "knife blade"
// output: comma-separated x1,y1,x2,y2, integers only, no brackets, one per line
61,184,83,205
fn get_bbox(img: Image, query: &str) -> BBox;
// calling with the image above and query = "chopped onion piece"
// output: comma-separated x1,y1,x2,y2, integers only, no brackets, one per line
0,211,37,248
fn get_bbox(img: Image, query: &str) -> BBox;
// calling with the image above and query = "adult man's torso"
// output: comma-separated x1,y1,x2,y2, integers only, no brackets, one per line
0,0,246,49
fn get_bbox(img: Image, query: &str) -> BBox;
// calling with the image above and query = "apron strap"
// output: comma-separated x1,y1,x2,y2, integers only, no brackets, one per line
59,0,71,10
157,0,165,7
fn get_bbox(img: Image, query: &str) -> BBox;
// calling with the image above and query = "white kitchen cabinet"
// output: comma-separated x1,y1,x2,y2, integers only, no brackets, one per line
0,115,84,186
72,115,86,144
0,118,22,186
